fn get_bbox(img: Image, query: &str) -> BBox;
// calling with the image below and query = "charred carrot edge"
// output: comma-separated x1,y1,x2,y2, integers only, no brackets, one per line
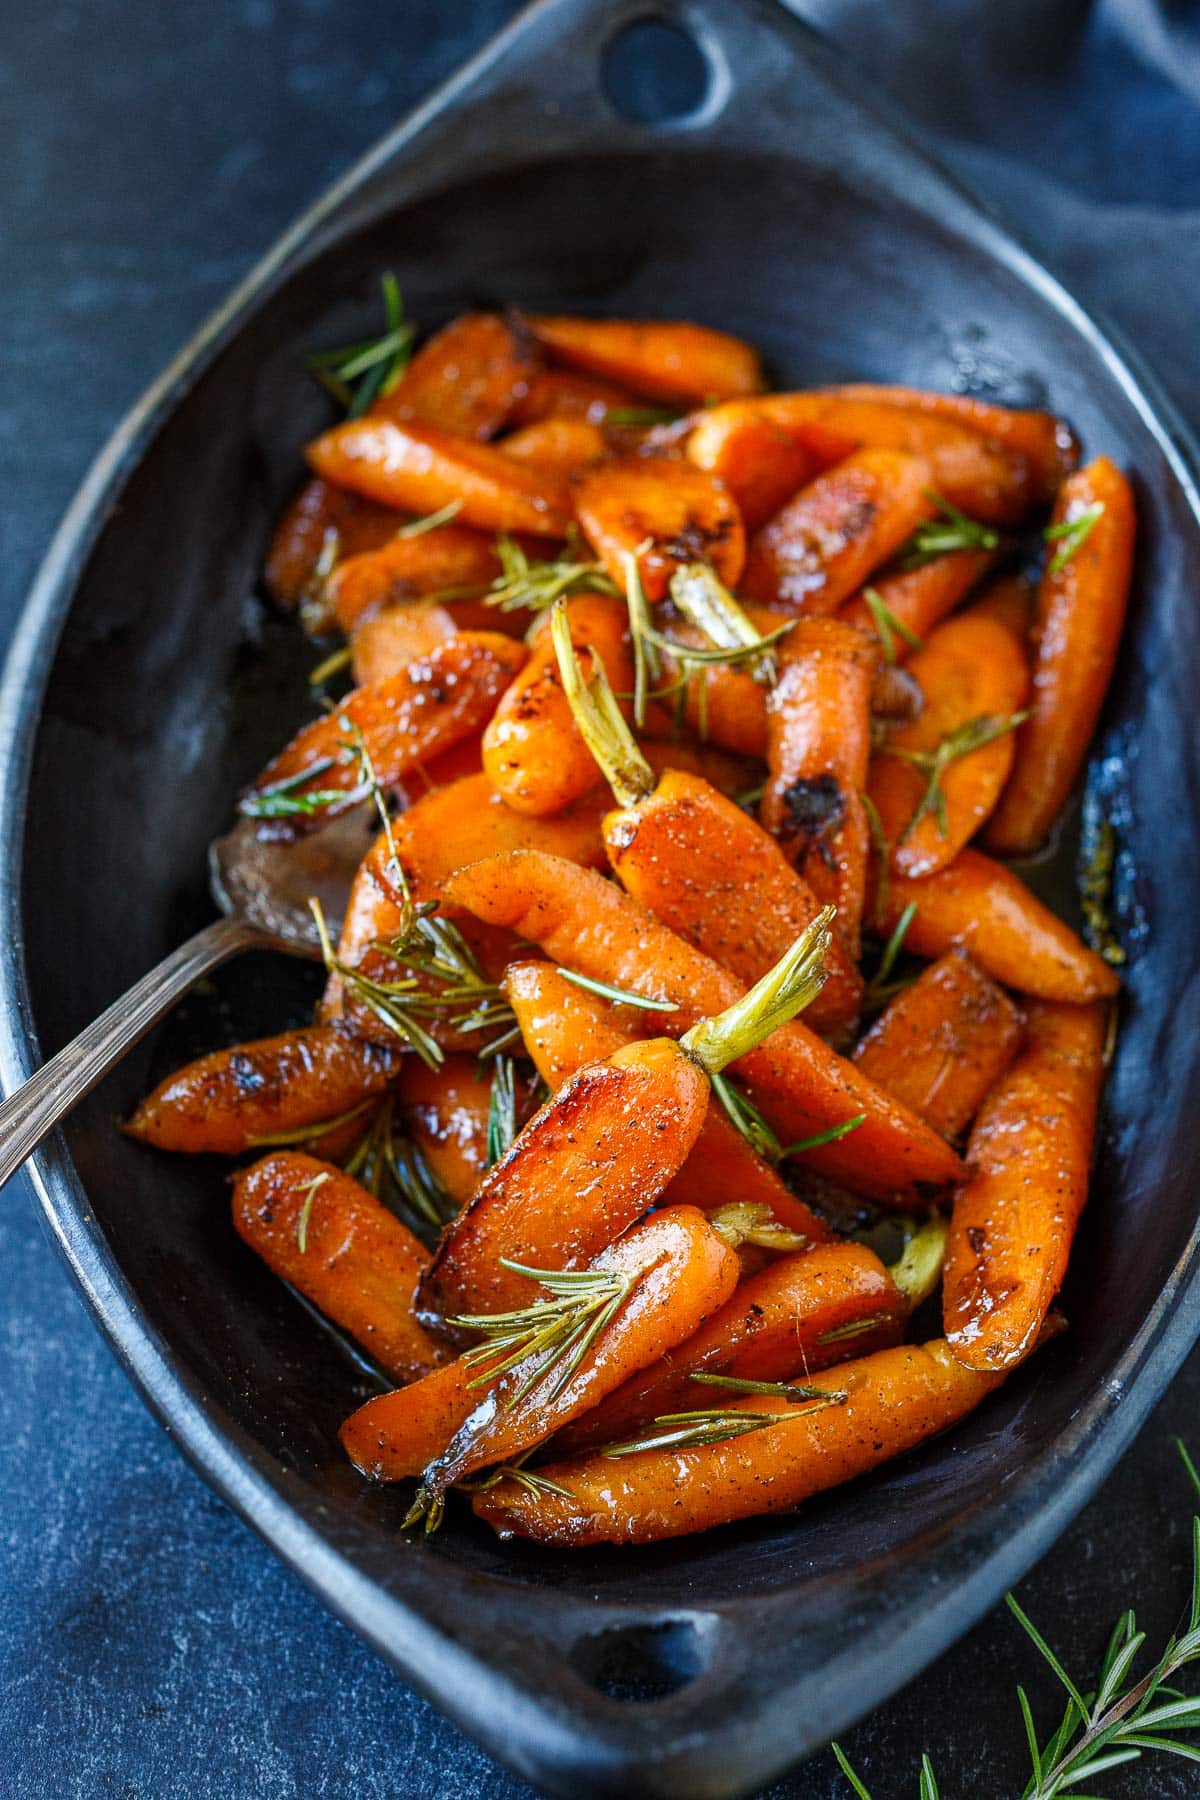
944,1001,1107,1369
526,315,762,405
985,457,1136,854
373,311,538,440
852,952,1025,1142
233,1153,443,1383
573,456,746,601
471,1338,1005,1545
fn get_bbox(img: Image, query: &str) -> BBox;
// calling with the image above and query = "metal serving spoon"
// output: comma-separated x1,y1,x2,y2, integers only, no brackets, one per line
0,812,372,1191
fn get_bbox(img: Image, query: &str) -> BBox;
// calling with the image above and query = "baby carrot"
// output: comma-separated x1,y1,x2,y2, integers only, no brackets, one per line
641,737,763,800
509,365,638,426
741,450,934,612
969,571,1035,643
944,1000,1107,1369
867,612,1028,879
232,1152,444,1383
396,1055,501,1208
341,1360,478,1482
307,417,572,536
839,546,998,654
684,402,821,530
373,311,536,440
471,1337,1004,1545
574,457,746,600
125,1025,402,1156
499,416,608,476
444,851,965,1201
350,601,458,687
526,315,762,404
327,524,502,631
870,847,1120,1003
265,478,400,609
853,953,1024,1141
986,457,1136,854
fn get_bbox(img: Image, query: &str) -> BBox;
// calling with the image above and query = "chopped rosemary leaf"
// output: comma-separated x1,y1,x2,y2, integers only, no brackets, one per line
889,711,1029,842
709,1070,784,1163
900,492,999,570
1045,500,1104,576
599,1392,847,1458
861,789,892,921
308,643,353,689
246,1097,376,1150
294,1170,330,1254
691,1372,844,1403
397,499,462,538
486,1055,519,1165
861,585,922,665
307,272,415,417
603,403,685,427
450,1261,634,1405
469,532,618,615
239,756,342,820
817,1310,895,1346
556,967,675,1012
778,1114,867,1157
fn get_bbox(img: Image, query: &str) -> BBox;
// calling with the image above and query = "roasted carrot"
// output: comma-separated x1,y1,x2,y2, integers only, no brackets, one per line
870,847,1120,1003
509,365,639,426
741,450,935,613
853,953,1024,1141
125,1025,402,1156
527,315,762,405
684,403,822,530
472,1337,1004,1545
341,1359,477,1481
504,960,833,1242
307,417,572,537
396,1055,501,1207
968,571,1035,643
499,416,608,476
840,546,998,655
556,1239,907,1453
232,1153,444,1382
986,457,1136,854
867,612,1028,879
641,737,763,800
264,478,401,610
240,632,527,835
327,524,503,631
825,383,1078,506
482,594,632,814
944,1001,1107,1369
762,616,880,955
574,457,745,600
350,601,458,687
373,311,536,440
444,851,965,1201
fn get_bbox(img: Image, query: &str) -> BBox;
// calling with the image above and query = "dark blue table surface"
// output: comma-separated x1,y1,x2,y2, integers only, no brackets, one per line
3,3,1198,1795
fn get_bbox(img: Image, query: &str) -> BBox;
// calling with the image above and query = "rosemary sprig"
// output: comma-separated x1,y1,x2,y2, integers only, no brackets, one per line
861,586,922,665
239,758,344,820
551,597,657,807
861,789,892,922
599,1390,847,1459
308,643,354,689
486,1056,518,1165
460,1449,573,1500
341,1092,452,1228
691,1373,836,1403
887,711,1029,842
246,1097,376,1150
556,967,675,1012
396,499,462,538
709,1070,865,1165
862,899,918,1011
449,1260,634,1406
307,272,415,416
900,492,999,570
294,1170,330,1254
1045,500,1104,576
437,531,617,615
603,403,686,427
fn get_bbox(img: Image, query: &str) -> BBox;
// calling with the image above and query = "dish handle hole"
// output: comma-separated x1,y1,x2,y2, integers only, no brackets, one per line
569,1616,710,1701
602,17,713,126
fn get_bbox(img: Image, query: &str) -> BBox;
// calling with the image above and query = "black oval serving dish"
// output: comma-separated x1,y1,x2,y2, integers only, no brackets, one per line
3,2,1199,1794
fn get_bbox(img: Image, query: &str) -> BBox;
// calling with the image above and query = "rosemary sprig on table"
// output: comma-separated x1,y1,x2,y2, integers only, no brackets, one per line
886,711,1029,843
448,1261,634,1404
307,272,415,416
899,492,1000,570
1045,500,1104,576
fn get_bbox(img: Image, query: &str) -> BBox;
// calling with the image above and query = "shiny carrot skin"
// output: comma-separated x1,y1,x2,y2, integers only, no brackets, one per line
870,847,1120,1003
373,311,536,439
825,383,1078,507
741,449,934,613
684,403,821,530
604,767,863,1034
472,1338,1004,1545
232,1153,444,1383
853,953,1024,1141
125,1025,402,1156
424,1206,740,1496
944,1001,1107,1369
753,393,1035,524
504,960,833,1241
556,1240,906,1453
969,571,1035,642
264,478,400,608
307,417,572,537
327,524,502,631
242,632,526,835
868,613,1028,879
509,365,639,426
574,457,746,602
641,736,763,800
762,617,880,955
840,546,998,654
986,457,1136,854
499,416,608,476
422,1036,712,1317
527,315,762,404
396,1055,500,1207
445,852,965,1201
482,595,633,814
350,601,458,687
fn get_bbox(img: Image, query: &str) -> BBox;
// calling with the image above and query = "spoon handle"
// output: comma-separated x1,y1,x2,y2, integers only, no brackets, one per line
0,914,263,1191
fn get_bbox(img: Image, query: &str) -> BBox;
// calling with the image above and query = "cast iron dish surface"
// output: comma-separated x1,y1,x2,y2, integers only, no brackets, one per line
2,0,1198,1793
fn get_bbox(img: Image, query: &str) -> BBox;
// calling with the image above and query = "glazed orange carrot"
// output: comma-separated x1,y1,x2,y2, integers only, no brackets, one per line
307,417,572,537
762,616,880,955
350,601,458,686
870,848,1120,1003
944,1001,1107,1369
986,457,1136,854
264,478,401,609
327,524,502,631
509,364,639,426
421,1206,740,1502
853,953,1024,1141
396,1055,502,1207
867,613,1028,879
641,737,763,800
684,403,821,530
753,393,1035,524
341,1359,478,1481
825,383,1078,506
482,594,632,814
503,960,833,1242
125,1025,402,1156
839,546,998,654
968,571,1035,642
374,312,536,439
741,450,935,613
556,1239,907,1453
444,851,965,1201
652,631,770,758
527,315,762,404
499,416,608,476
574,457,745,600
240,632,527,835
472,1337,1004,1545
233,1152,443,1382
